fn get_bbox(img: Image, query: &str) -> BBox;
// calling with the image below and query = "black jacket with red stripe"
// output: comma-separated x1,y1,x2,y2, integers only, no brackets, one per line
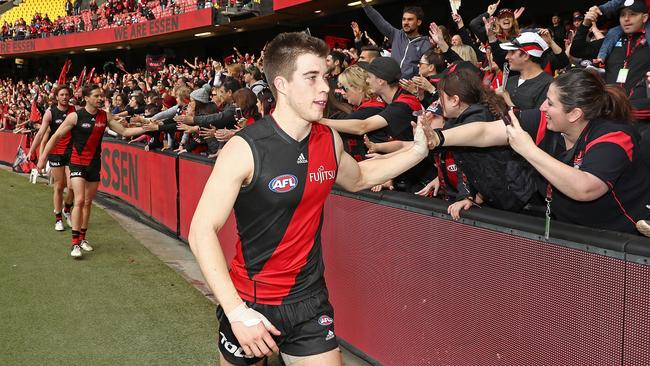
230,116,338,305
521,109,650,234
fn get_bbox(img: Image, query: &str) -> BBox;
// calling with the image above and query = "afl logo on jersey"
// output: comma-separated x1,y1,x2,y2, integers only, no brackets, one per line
81,122,92,128
447,164,457,172
54,118,64,125
268,174,298,193
318,315,333,326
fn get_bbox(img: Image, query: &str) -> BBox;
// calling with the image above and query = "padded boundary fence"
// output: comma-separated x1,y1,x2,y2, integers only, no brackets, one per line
3,132,650,365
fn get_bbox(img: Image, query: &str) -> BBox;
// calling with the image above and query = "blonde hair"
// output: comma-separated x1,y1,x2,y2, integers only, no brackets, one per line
338,65,373,100
451,45,478,65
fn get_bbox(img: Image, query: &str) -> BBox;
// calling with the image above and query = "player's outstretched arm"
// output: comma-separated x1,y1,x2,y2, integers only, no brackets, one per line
107,111,147,137
28,109,52,158
188,136,280,358
38,112,77,172
335,121,429,192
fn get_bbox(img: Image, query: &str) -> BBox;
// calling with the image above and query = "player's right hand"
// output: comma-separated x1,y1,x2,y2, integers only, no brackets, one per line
227,304,281,358
36,156,46,174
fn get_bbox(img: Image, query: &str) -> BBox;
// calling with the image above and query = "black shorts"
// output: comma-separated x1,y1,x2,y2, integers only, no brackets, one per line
69,159,101,182
47,153,70,167
216,289,338,365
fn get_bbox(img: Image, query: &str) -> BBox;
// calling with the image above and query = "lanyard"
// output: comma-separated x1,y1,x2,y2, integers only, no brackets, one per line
623,32,646,69
543,123,593,239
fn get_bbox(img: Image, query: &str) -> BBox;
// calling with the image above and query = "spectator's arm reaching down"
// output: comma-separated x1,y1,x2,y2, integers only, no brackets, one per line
361,0,399,43
192,107,236,129
334,121,429,192
321,114,388,135
151,105,178,121
597,0,623,16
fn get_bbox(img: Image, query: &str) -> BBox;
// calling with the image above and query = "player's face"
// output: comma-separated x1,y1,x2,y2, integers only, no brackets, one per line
56,89,70,106
284,53,329,123
540,84,570,133
85,89,103,109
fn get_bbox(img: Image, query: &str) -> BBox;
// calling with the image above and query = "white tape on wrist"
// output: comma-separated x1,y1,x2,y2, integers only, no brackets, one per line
226,303,273,329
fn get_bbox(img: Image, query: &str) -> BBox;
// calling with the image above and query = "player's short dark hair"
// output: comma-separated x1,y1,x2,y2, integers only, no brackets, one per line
403,6,424,21
81,84,101,97
263,32,330,98
54,85,71,97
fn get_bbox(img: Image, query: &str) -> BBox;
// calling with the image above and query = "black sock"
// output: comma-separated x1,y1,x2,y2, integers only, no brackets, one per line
80,228,87,241
63,203,73,214
55,212,62,222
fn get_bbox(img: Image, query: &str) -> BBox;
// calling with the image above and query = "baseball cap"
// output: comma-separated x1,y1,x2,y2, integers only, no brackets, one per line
497,8,514,18
162,95,176,109
426,100,443,116
499,32,549,58
357,57,401,84
619,0,648,13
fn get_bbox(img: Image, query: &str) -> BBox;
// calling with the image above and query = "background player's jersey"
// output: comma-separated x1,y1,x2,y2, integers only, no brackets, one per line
70,109,107,166
50,104,76,155
231,116,338,305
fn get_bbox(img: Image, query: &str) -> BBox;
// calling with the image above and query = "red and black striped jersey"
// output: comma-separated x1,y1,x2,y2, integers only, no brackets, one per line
49,104,76,155
70,108,108,166
230,116,338,305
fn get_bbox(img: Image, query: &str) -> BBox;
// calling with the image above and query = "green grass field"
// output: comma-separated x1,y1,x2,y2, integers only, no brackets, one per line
0,169,219,366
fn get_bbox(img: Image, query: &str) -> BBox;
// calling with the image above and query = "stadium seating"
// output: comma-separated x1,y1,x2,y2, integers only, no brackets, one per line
0,0,66,25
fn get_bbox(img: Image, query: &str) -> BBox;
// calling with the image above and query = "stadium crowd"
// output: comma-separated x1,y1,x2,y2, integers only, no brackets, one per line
0,0,227,40
1,0,650,237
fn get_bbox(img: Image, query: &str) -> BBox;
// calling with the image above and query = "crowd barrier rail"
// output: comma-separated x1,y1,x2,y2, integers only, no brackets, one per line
3,132,650,365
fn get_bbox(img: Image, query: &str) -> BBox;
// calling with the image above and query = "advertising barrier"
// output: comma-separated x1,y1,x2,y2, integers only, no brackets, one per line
99,140,178,233
2,133,650,365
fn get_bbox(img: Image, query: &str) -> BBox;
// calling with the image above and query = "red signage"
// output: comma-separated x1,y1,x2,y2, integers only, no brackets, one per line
273,0,311,11
100,141,177,232
0,8,213,56
0,132,28,164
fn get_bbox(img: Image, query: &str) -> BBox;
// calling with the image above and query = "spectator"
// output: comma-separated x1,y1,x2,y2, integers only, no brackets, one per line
358,45,381,63
570,1,650,122
322,57,427,191
360,0,431,79
65,0,73,16
432,69,650,236
243,65,267,97
334,65,388,161
498,32,553,109
325,51,346,92
550,13,567,47
255,87,275,117
73,0,82,16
